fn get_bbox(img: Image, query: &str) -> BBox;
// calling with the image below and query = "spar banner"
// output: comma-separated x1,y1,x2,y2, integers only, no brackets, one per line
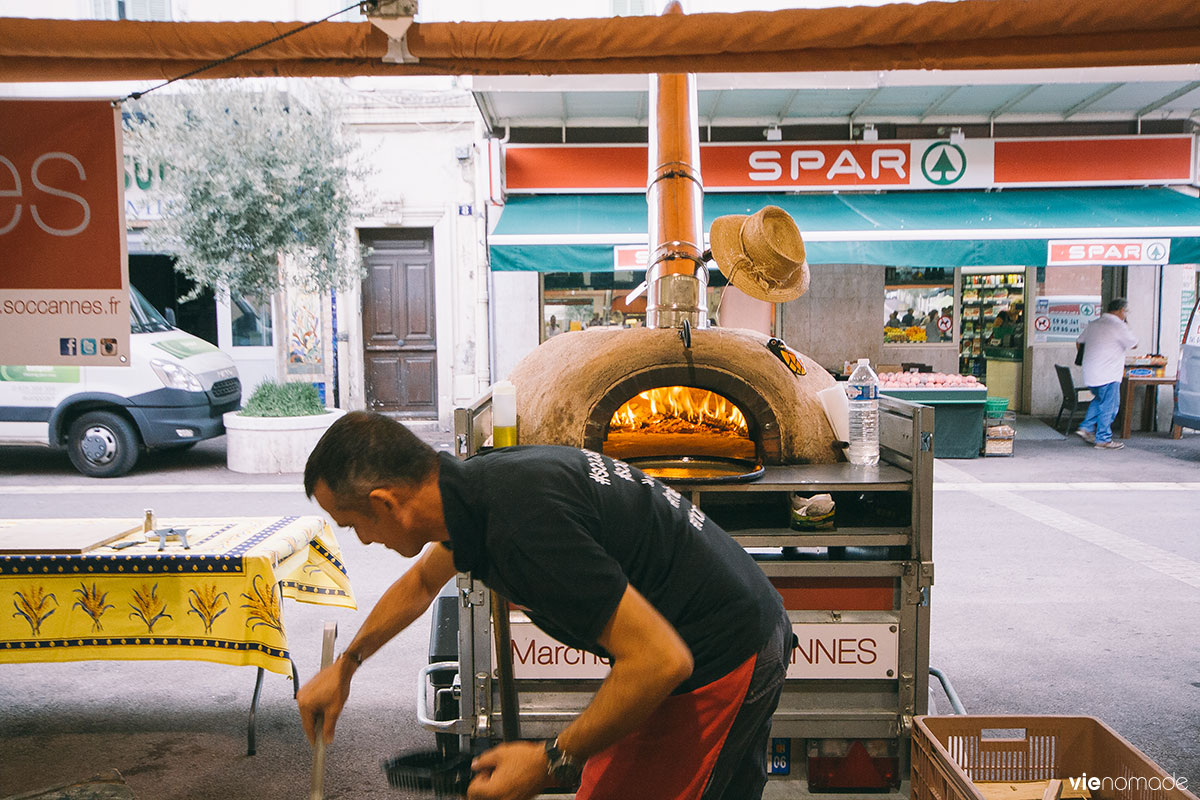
0,99,129,366
504,135,1196,193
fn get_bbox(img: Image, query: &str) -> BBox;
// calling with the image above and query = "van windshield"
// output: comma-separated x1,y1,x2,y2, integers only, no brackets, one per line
129,287,174,334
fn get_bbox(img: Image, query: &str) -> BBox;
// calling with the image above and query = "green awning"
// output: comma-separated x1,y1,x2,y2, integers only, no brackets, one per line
489,187,1200,271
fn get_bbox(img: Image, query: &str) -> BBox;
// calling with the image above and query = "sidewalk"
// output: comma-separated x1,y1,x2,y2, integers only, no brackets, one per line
2,415,1195,488
936,414,1200,483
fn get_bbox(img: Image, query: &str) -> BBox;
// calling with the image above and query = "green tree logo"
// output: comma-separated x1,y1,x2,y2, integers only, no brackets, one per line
921,142,966,185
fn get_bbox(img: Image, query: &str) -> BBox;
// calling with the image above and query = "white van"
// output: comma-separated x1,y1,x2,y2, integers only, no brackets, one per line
0,287,242,477
1177,295,1200,432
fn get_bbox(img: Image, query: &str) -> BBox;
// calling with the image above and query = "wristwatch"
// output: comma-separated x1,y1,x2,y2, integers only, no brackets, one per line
544,738,584,789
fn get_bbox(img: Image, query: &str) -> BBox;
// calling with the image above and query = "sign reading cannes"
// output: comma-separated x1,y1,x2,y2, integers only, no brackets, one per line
0,99,128,367
0,100,125,290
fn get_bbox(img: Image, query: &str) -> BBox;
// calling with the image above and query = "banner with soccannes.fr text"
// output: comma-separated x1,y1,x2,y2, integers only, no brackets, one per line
0,99,129,366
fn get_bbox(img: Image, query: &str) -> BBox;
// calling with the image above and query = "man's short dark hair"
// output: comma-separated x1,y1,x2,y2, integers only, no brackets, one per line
1107,298,1129,313
304,411,438,509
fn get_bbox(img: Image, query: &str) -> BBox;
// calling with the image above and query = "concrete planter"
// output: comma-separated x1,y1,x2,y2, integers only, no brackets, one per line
223,408,346,474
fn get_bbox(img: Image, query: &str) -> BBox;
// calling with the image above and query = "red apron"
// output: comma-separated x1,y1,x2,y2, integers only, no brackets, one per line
575,653,756,800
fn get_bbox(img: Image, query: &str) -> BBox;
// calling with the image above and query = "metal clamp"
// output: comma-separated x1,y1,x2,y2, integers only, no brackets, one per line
416,661,465,732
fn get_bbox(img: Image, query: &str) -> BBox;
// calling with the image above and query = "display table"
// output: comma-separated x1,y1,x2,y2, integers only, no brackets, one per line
1117,374,1176,439
0,515,355,753
879,386,987,458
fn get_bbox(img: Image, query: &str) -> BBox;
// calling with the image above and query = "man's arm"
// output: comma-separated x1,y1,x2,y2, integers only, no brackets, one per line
297,541,457,745
467,584,693,800
555,584,693,757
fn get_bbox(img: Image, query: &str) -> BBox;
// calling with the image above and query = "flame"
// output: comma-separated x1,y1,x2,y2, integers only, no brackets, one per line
609,386,748,436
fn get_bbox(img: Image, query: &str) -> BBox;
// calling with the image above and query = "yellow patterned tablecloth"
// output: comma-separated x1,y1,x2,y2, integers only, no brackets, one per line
1,516,355,676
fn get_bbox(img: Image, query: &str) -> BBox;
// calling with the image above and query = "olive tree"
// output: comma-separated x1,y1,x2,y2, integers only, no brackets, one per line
125,80,366,299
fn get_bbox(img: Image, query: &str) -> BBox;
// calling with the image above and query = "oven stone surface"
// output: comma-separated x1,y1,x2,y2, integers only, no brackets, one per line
507,327,839,464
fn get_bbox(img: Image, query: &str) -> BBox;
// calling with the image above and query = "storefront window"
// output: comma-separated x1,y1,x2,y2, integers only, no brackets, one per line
961,268,1026,375
883,267,953,344
231,291,273,347
542,270,728,341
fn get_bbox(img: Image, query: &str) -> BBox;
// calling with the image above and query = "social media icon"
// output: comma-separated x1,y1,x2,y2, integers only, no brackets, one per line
60,338,77,356
100,338,118,356
81,338,97,356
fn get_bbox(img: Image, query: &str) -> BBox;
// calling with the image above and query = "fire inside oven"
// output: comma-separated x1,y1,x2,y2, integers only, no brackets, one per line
602,385,762,481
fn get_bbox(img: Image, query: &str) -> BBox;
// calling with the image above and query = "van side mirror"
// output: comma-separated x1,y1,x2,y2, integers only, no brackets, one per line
164,308,177,326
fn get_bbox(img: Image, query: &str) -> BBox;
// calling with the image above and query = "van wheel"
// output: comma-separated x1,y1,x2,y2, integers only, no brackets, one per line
67,411,140,478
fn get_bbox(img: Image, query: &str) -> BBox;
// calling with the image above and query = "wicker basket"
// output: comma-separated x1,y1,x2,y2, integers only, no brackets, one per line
912,716,1197,800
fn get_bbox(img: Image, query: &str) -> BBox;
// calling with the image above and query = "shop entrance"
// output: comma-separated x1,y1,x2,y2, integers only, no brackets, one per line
360,229,438,417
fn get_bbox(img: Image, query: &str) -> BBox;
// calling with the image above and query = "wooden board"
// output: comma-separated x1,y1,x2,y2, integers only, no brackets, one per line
975,781,1091,800
0,519,142,555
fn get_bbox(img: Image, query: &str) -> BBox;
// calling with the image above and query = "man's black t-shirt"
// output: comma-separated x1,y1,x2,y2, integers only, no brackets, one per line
437,446,784,693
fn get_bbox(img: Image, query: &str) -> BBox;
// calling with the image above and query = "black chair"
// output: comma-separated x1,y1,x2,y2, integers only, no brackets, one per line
1054,364,1093,433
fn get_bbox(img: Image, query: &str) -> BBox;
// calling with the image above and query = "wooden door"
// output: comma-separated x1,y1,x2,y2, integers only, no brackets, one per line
361,230,437,416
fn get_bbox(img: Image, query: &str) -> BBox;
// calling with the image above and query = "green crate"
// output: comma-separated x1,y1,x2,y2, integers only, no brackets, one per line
984,397,1009,418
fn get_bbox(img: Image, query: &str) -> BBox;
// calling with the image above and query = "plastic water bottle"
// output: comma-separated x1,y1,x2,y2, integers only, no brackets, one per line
846,358,880,466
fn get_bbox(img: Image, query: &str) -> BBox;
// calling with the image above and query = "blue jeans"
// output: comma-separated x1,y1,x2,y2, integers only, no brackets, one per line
1079,381,1121,443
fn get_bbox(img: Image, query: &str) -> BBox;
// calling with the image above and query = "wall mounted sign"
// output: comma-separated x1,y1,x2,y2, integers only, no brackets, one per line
505,136,1195,194
0,99,128,365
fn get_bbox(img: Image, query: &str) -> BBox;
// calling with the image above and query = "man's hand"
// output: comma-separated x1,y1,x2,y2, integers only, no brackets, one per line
296,656,354,746
467,741,553,800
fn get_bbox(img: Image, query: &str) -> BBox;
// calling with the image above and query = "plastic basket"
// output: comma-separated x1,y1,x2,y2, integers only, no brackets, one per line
984,397,1009,418
912,716,1198,800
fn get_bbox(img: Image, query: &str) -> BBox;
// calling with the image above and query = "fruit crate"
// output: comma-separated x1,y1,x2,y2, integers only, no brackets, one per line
912,716,1198,800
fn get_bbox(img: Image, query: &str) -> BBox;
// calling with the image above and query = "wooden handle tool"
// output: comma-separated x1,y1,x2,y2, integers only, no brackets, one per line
309,621,338,800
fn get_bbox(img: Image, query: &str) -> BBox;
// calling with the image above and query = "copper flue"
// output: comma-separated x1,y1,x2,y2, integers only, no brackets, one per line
645,2,706,330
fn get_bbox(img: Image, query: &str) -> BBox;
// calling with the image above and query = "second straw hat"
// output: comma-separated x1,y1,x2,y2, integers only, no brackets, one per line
709,205,810,303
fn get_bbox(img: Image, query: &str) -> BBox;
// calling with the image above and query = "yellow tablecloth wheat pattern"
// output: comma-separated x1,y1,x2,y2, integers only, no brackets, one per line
2,516,355,675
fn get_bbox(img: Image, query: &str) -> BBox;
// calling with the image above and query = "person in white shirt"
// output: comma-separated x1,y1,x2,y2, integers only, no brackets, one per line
1075,298,1138,450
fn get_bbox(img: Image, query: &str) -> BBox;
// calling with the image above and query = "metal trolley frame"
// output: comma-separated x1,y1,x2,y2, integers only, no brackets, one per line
420,393,933,789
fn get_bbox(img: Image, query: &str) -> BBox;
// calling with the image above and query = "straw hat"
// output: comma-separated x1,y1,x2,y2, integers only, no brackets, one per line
709,205,809,303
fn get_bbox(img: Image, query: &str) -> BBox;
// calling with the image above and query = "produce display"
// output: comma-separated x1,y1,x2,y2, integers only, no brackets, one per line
883,325,928,343
878,371,981,388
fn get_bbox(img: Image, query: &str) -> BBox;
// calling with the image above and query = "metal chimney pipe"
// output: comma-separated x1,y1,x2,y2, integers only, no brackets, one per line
645,2,707,330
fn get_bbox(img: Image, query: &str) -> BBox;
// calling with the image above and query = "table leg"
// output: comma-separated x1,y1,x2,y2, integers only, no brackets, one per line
1141,386,1156,432
248,666,264,756
1120,380,1134,439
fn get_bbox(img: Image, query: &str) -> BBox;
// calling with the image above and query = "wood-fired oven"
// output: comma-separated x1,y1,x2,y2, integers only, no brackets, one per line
506,326,840,469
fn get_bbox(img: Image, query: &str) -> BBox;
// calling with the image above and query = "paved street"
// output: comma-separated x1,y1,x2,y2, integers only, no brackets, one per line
1,422,1198,799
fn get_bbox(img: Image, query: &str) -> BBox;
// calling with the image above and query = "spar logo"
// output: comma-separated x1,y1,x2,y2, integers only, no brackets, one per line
921,141,966,185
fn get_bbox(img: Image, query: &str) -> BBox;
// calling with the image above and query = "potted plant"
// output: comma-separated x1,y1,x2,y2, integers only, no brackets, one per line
224,381,345,474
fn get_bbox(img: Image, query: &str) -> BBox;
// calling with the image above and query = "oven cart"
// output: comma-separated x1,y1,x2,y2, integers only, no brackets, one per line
419,391,934,794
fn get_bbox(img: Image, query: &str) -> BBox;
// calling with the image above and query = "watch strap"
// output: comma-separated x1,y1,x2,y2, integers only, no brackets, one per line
544,738,584,789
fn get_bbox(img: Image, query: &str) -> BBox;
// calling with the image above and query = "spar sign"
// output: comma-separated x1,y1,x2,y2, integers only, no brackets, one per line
1047,239,1171,266
504,135,1192,193
0,100,129,365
